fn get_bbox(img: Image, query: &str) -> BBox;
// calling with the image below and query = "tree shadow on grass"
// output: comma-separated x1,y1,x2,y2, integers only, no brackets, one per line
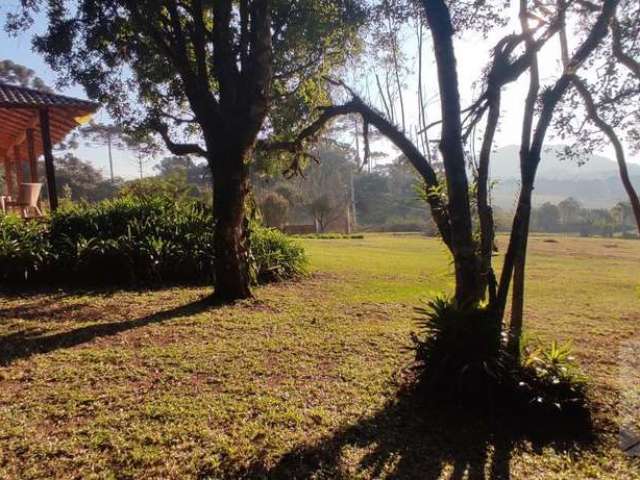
0,300,93,322
0,281,210,300
234,386,595,480
0,296,220,366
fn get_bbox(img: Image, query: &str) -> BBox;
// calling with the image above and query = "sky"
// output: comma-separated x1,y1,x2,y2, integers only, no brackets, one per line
0,1,636,182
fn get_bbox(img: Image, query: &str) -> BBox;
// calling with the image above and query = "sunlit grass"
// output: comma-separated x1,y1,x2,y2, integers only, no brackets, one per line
0,233,638,478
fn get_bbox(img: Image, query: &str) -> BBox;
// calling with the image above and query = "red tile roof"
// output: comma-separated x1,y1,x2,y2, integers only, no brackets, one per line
0,82,99,109
0,83,100,160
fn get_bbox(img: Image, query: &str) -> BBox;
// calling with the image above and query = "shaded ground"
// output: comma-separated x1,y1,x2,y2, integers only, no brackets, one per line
0,234,638,478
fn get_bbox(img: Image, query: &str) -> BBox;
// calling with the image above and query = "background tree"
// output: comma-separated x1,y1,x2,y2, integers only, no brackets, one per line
259,192,289,229
534,202,561,233
0,59,51,91
47,153,121,202
308,194,345,232
611,201,633,230
558,197,583,226
119,171,198,203
154,156,210,188
79,122,127,182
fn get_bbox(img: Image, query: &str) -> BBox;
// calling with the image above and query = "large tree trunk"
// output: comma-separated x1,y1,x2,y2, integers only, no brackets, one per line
477,94,501,302
505,183,533,355
422,0,482,305
212,142,253,301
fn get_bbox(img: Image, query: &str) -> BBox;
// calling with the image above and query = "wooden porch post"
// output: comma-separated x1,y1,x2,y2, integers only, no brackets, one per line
3,154,14,198
39,108,58,211
14,145,23,188
27,128,38,183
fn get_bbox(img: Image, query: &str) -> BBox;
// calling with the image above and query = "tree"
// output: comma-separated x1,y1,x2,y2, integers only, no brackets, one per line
277,0,621,363
259,192,289,229
535,203,561,232
552,0,640,237
79,122,127,182
0,59,50,91
558,197,583,226
494,0,621,352
47,153,121,202
13,0,365,301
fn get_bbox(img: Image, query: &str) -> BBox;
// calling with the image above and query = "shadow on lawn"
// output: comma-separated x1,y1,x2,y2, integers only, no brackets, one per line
0,300,92,322
0,296,219,366
234,387,595,480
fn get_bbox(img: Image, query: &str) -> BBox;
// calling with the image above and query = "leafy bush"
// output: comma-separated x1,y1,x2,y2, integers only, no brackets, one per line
0,197,306,288
0,215,51,281
412,297,506,401
515,338,588,415
412,296,589,416
251,227,307,282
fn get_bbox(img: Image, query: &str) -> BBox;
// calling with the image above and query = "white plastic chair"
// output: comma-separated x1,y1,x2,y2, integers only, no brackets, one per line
6,183,44,218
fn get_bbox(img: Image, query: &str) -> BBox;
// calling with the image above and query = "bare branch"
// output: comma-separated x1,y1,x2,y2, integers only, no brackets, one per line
149,119,208,157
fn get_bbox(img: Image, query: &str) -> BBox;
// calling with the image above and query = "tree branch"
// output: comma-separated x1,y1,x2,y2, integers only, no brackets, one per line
260,94,454,248
611,18,640,78
149,119,208,157
213,0,240,109
572,75,640,232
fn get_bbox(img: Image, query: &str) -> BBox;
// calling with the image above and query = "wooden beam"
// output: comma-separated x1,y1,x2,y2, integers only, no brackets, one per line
3,110,40,157
40,108,58,211
26,129,38,183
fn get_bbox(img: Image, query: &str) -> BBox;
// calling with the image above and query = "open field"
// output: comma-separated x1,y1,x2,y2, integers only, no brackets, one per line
1,234,639,479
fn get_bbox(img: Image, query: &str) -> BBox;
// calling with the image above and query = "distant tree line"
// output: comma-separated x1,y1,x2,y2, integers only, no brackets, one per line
529,197,637,238
38,154,210,206
253,142,436,233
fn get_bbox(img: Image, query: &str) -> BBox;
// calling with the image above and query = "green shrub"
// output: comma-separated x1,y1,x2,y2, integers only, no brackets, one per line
0,197,306,288
515,338,588,415
412,296,506,401
251,227,307,282
0,215,52,281
412,296,589,416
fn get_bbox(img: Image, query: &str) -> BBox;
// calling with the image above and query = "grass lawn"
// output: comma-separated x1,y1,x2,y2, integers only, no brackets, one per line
1,233,639,479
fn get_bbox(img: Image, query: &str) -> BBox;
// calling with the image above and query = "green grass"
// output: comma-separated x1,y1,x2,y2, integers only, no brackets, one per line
1,233,639,479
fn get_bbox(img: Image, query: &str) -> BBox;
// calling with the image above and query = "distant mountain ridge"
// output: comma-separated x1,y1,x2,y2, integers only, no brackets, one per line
490,144,640,180
489,145,640,209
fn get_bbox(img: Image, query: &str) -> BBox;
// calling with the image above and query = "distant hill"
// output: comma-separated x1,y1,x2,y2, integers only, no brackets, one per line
489,145,640,209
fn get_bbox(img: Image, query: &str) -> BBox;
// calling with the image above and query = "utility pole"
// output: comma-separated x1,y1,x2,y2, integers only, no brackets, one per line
349,165,357,229
107,132,115,182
